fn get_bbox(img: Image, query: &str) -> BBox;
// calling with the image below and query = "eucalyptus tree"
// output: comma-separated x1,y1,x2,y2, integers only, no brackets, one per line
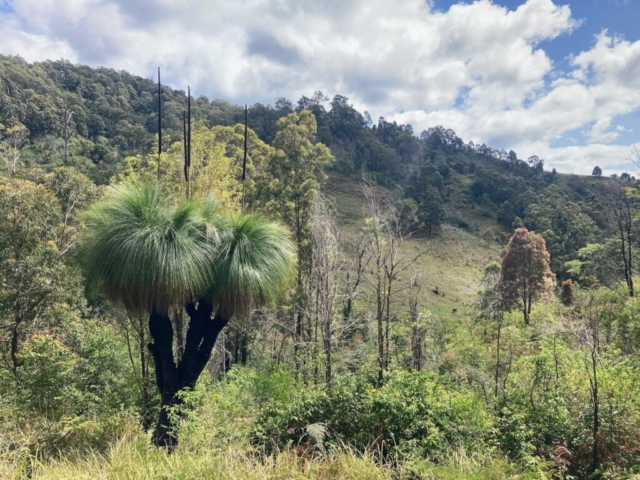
501,228,554,324
80,183,295,447
267,110,334,376
0,178,82,374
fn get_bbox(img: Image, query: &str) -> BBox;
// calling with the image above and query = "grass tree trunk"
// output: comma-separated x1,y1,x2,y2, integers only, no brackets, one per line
148,300,228,449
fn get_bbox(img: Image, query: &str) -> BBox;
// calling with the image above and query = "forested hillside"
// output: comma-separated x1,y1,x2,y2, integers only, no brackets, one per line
2,55,640,479
1,53,630,278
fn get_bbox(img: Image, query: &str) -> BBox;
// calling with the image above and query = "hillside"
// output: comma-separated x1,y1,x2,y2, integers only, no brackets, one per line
4,55,640,480
0,53,621,282
326,172,503,315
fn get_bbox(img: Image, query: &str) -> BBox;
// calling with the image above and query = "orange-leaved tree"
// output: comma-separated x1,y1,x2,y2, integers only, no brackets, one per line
501,228,554,324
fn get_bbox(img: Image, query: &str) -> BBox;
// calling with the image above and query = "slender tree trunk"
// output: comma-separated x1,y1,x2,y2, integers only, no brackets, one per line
410,296,421,371
619,229,632,296
376,258,384,386
591,350,599,474
385,280,392,370
324,273,332,383
137,315,152,428
10,320,21,375
626,220,634,297
494,317,502,397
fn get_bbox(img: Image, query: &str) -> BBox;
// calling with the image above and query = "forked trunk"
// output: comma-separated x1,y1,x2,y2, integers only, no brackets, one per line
148,300,228,449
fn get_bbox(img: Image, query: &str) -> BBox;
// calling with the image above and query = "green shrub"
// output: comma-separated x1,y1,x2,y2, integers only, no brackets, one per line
251,370,492,461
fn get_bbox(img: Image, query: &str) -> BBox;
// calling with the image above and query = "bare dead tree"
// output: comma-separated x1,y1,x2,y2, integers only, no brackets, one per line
362,177,428,385
59,97,74,164
1,121,28,177
602,179,635,296
568,290,620,475
305,196,342,383
342,230,371,324
477,263,506,397
409,283,423,371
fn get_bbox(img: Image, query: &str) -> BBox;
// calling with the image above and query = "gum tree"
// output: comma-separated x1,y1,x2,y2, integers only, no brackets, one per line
501,228,554,325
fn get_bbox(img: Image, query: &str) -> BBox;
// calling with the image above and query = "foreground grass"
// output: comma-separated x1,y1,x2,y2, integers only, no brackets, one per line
19,439,390,480
1,418,390,480
3,426,550,480
0,367,559,480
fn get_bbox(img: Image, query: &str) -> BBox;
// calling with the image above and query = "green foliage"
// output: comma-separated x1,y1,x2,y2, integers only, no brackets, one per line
210,214,296,318
79,183,221,312
252,370,492,461
524,186,598,274
418,185,446,235
0,176,85,371
4,53,640,480
406,449,553,480
15,333,83,420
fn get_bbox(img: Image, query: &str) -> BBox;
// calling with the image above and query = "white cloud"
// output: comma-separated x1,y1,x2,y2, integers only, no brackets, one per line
0,0,639,174
0,13,78,63
586,116,619,144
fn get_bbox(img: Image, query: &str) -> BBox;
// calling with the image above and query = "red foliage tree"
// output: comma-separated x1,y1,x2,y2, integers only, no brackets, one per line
501,228,554,324
561,279,575,306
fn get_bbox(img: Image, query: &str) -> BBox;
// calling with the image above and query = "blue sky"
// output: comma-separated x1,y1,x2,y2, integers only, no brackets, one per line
0,0,638,174
437,0,640,154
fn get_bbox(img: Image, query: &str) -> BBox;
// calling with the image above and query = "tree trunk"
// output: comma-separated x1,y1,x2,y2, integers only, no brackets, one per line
376,260,384,386
148,308,178,448
241,332,248,365
410,296,421,371
495,318,502,397
626,222,634,297
147,300,228,449
591,350,599,474
11,320,21,375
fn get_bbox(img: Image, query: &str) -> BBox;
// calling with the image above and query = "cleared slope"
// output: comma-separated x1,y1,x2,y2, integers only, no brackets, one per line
325,173,503,316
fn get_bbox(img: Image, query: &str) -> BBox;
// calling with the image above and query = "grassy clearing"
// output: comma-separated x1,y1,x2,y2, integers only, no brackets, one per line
325,173,502,316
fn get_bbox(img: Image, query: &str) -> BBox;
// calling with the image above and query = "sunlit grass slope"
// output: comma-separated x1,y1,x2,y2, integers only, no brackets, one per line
325,173,503,316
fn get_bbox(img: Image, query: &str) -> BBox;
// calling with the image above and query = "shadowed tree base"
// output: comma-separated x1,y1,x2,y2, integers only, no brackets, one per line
148,300,228,449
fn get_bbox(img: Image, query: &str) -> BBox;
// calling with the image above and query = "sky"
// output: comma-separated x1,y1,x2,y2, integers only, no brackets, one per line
0,0,639,175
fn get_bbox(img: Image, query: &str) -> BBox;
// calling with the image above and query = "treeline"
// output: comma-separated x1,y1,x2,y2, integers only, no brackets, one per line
3,54,640,281
0,55,627,248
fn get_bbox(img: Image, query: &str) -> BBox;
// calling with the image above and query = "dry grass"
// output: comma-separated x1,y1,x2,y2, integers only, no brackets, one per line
6,428,392,480
325,173,502,316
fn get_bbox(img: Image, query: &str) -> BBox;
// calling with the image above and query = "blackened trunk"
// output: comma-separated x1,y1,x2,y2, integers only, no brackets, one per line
241,332,248,365
147,300,228,449
148,308,178,448
11,321,20,375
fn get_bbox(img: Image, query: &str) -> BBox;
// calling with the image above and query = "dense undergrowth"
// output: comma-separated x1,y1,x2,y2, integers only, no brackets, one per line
0,366,554,480
3,290,640,479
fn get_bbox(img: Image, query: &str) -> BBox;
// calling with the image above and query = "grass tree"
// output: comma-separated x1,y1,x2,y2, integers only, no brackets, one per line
80,183,294,448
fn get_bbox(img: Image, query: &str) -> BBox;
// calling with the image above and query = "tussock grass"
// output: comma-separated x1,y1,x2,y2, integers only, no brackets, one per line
7,427,391,480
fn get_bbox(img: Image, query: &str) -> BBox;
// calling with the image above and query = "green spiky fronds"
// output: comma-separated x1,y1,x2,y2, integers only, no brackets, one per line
79,183,222,312
211,214,296,318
